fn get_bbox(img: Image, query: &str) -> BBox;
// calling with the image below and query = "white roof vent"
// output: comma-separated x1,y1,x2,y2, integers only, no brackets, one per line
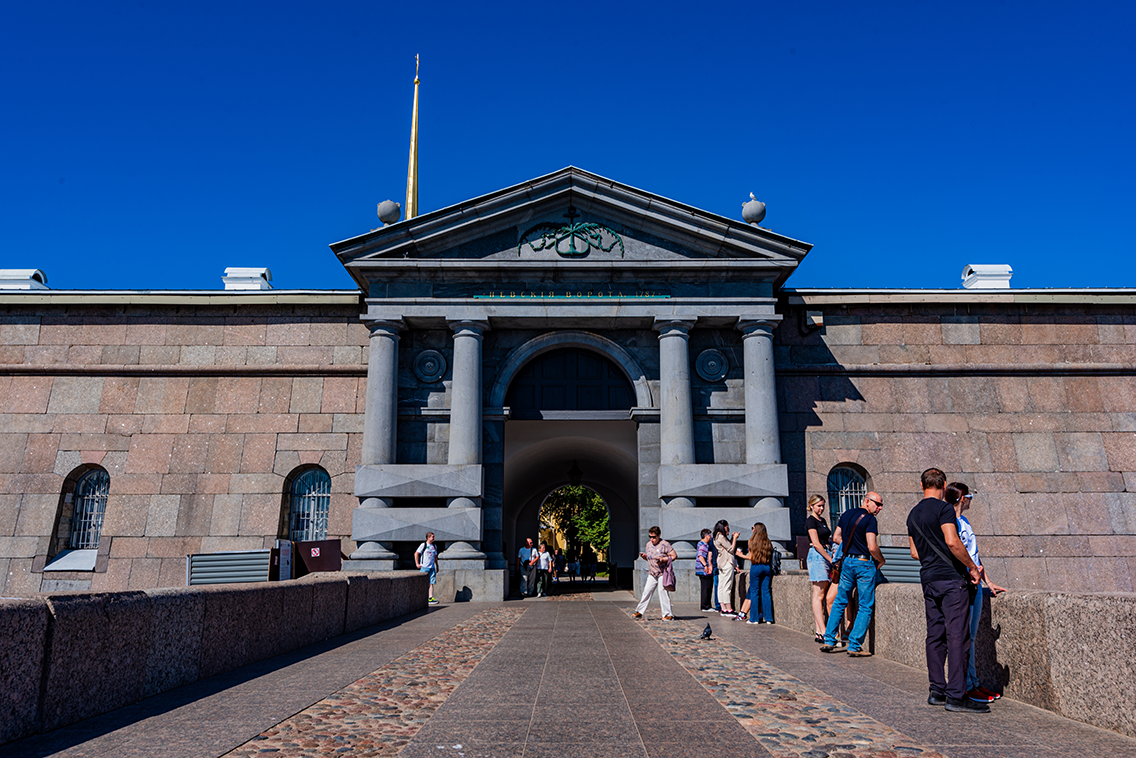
0,269,49,290
222,267,273,290
961,264,1012,289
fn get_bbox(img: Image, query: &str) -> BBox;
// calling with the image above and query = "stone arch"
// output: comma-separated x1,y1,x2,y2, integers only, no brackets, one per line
489,331,653,409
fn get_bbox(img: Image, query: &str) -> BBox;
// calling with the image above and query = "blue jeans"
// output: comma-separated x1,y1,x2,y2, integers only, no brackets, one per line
712,571,720,610
824,558,879,651
966,586,990,690
748,563,773,622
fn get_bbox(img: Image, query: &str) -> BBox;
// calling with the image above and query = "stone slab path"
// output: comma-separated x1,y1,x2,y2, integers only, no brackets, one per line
7,596,1136,758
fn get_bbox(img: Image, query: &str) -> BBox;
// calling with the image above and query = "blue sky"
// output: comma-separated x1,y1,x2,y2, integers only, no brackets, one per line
2,2,1133,291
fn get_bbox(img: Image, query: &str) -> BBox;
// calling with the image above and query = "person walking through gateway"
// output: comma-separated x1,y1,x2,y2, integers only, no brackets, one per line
907,468,986,713
821,491,885,656
945,481,1007,705
536,542,553,597
633,526,677,620
805,494,834,642
713,520,740,616
517,537,536,597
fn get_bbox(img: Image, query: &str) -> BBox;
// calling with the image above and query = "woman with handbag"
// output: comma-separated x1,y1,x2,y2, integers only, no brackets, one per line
745,522,777,624
632,525,678,620
806,495,834,642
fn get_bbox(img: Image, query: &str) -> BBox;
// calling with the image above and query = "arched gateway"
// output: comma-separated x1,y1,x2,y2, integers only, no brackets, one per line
335,167,810,601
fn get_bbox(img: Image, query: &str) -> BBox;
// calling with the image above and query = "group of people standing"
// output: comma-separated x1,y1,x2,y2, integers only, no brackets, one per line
516,539,599,597
804,468,1006,712
633,519,780,624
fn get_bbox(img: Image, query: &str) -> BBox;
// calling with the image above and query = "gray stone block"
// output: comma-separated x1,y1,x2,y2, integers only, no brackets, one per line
352,506,481,543
305,574,348,643
658,463,788,499
355,464,482,498
0,597,49,743
40,592,152,732
433,568,506,602
198,583,287,679
143,586,204,697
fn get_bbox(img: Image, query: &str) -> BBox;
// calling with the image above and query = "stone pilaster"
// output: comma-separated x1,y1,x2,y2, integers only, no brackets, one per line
739,318,783,508
350,319,403,563
441,320,488,563
654,317,697,558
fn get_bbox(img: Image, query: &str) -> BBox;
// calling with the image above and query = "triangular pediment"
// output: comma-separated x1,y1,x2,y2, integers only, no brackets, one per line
331,167,811,290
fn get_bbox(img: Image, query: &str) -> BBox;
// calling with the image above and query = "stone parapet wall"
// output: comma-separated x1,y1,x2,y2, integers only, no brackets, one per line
771,570,1136,738
777,302,1136,594
0,571,427,745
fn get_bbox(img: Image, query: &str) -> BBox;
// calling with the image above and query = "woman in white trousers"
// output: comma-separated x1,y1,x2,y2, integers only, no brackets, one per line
633,525,678,620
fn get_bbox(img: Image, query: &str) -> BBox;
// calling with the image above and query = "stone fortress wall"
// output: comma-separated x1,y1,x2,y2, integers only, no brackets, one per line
777,293,1136,594
0,298,370,595
2,291,1135,596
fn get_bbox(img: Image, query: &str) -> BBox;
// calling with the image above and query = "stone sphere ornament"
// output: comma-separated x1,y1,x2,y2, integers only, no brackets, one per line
741,192,766,226
413,350,447,383
696,349,729,382
377,200,402,225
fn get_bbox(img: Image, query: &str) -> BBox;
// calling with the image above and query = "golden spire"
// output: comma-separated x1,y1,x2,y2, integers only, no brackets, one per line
405,55,420,220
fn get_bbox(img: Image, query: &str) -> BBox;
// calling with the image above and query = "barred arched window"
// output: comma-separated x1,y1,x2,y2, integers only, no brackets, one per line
288,468,331,542
70,468,110,549
826,465,867,524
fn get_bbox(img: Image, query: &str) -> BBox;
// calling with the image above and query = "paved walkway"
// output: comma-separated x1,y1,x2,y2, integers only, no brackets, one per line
8,590,1136,758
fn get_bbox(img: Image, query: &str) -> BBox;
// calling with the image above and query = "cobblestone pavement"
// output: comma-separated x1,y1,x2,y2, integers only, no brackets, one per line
224,608,526,758
626,609,944,758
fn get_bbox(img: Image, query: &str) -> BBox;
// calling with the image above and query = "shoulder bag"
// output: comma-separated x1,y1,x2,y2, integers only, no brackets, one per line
661,562,676,592
829,512,867,584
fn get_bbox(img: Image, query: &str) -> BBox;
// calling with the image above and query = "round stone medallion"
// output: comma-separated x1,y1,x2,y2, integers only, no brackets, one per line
413,350,447,383
695,349,729,382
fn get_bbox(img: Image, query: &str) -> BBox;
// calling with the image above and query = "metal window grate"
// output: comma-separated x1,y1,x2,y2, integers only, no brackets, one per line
289,468,330,542
826,466,866,524
70,469,109,549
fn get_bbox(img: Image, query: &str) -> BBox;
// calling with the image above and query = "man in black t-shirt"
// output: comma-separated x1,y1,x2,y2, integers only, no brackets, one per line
820,492,885,656
907,467,985,713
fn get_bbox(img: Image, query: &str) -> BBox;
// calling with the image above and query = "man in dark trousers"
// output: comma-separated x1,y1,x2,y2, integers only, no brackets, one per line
907,467,986,713
820,491,886,656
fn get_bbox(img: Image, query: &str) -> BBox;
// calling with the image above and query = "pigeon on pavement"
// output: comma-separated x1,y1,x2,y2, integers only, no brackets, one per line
699,623,713,640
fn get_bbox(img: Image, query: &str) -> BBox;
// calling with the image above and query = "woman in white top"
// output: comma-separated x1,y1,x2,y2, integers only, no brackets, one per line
713,520,740,616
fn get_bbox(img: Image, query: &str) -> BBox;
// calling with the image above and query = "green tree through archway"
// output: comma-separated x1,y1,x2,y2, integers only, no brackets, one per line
539,486,609,560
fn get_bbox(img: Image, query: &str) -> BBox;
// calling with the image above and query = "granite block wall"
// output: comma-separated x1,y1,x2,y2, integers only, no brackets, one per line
3,297,1135,596
770,571,1136,738
0,303,369,595
777,302,1136,594
0,571,426,745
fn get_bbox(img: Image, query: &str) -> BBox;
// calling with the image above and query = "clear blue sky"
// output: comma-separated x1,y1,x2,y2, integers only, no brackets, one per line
3,2,1133,291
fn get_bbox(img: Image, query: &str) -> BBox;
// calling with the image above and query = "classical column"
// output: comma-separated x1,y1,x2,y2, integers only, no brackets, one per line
441,320,488,562
655,317,697,558
739,318,783,508
350,319,403,561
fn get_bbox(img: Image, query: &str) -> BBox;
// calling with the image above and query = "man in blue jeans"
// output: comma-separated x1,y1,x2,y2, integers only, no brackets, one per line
821,492,885,656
